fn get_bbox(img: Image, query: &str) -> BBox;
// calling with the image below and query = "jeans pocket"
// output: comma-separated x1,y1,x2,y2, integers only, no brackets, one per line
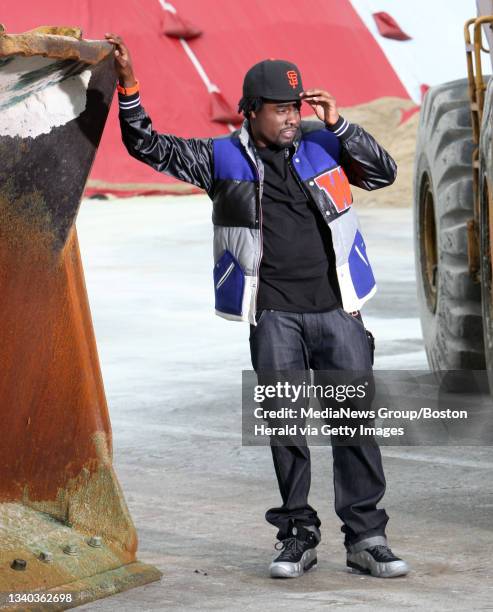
255,309,269,325
340,309,375,365
340,308,364,327
249,309,274,342
249,309,269,342
365,329,375,365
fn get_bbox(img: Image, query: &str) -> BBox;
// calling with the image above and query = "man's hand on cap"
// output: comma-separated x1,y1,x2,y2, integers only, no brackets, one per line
300,89,340,127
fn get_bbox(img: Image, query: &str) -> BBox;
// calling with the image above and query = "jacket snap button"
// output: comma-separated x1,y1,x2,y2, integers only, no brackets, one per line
295,158,300,163
309,181,314,186
325,210,330,215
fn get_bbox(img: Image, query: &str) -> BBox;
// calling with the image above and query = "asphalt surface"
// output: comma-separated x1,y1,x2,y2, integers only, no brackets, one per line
75,196,493,611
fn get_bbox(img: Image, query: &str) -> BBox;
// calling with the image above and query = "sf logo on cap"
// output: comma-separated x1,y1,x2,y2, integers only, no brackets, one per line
286,70,298,89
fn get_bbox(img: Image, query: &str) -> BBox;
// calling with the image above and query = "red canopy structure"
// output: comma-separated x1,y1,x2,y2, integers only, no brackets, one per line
3,1,410,196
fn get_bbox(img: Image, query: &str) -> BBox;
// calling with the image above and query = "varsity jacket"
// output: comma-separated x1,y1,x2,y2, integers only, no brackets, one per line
118,91,397,325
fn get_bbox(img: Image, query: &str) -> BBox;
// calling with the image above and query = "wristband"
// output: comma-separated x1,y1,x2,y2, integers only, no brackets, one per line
117,79,139,96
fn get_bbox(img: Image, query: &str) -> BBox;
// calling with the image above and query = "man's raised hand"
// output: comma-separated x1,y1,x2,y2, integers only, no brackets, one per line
300,89,340,127
104,33,136,87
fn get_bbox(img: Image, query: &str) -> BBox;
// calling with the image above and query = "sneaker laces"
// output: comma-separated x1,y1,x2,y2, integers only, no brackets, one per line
366,545,399,562
274,536,300,561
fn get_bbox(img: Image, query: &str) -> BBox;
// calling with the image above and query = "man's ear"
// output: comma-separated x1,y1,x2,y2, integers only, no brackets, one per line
250,111,257,120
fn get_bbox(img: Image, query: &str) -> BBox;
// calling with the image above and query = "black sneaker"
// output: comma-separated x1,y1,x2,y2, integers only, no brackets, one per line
269,523,319,578
347,544,410,578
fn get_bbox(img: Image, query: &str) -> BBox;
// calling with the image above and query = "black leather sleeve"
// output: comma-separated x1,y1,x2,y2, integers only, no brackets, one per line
119,107,214,193
327,116,397,190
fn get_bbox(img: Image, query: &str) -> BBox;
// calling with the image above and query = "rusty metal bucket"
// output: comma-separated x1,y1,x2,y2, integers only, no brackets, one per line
0,26,161,609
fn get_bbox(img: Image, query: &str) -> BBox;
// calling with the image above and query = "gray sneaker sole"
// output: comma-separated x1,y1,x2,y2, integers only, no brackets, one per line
269,547,318,579
347,551,410,578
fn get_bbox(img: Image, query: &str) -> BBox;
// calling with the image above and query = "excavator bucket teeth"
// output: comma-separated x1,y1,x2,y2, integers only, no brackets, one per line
0,26,161,609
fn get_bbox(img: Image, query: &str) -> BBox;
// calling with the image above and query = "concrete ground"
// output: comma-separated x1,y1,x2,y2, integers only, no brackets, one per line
76,196,493,611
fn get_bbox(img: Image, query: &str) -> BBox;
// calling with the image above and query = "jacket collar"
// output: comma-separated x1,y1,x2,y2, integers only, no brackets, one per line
239,119,301,152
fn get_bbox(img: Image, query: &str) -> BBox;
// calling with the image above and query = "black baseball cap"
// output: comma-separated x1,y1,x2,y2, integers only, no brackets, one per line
242,59,304,101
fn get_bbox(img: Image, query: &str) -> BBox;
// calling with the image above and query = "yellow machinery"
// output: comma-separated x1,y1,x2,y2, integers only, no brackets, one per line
413,1,493,389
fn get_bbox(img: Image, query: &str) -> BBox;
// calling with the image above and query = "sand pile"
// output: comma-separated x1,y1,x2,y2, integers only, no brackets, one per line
338,96,419,208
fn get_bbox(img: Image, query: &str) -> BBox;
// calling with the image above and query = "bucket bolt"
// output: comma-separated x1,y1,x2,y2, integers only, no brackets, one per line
63,544,79,556
88,536,103,548
10,559,27,571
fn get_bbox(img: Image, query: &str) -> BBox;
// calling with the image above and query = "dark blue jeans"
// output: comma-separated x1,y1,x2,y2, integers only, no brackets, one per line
249,308,389,549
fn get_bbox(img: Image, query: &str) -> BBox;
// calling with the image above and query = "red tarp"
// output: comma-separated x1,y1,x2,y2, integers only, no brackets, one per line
3,1,410,196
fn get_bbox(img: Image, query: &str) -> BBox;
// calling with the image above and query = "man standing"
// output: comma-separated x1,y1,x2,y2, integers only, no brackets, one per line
105,33,409,580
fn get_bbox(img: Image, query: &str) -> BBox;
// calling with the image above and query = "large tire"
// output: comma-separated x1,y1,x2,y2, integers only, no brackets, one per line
479,175,493,389
413,78,485,370
479,76,493,389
